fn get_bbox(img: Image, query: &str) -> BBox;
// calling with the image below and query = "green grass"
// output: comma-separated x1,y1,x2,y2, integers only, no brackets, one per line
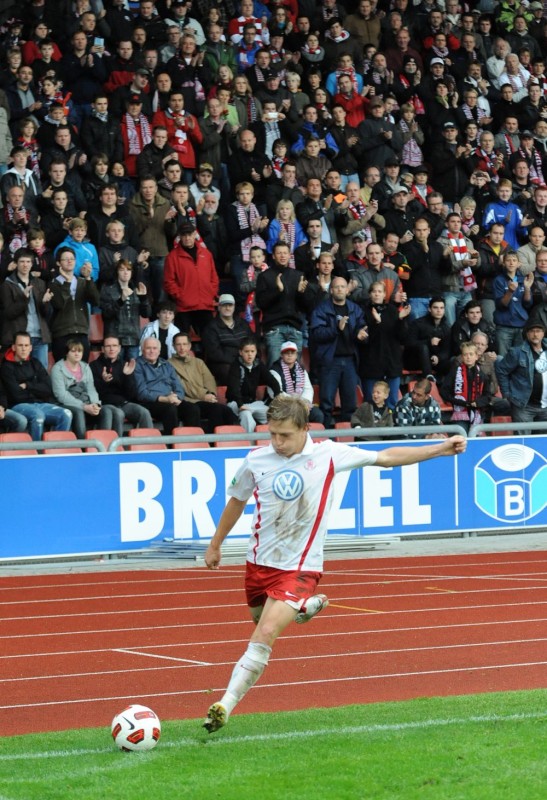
1,691,546,800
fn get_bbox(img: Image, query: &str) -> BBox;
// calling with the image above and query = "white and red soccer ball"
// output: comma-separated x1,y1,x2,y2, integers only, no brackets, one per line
111,704,161,752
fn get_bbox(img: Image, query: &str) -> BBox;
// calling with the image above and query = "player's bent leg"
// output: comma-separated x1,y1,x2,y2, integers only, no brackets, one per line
203,640,272,733
295,594,329,624
203,600,296,733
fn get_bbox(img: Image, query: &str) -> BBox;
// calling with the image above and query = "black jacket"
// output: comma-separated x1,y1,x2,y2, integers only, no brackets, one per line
1,355,55,404
255,265,315,332
90,354,140,407
226,357,280,406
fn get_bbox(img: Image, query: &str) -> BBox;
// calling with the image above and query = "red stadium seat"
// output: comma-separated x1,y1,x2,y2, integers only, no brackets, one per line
0,433,38,456
489,416,513,436
308,422,327,441
84,429,122,452
127,427,166,451
172,426,209,449
214,425,252,447
42,431,82,454
334,422,354,442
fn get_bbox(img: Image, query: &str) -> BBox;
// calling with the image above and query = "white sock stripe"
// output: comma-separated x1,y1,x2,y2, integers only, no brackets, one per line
247,642,272,666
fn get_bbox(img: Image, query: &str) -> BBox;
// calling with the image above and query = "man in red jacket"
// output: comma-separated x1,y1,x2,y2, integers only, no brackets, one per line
152,90,203,183
163,221,219,334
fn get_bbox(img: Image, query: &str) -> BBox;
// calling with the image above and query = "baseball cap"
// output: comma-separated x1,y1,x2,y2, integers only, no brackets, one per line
127,94,143,105
524,318,546,332
530,1,543,10
385,156,399,167
218,293,236,305
391,184,409,194
352,230,369,241
280,341,298,352
178,221,196,235
198,163,214,173
521,130,534,137
444,121,457,129
430,57,445,66
135,67,150,77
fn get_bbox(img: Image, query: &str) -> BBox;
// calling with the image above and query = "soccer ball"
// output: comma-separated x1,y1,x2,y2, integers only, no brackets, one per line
111,704,161,752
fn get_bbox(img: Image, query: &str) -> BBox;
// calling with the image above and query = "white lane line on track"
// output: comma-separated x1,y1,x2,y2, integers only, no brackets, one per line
0,637,545,684
1,660,546,710
1,611,547,644
1,615,546,659
1,710,546,761
111,648,212,666
2,596,547,626
5,583,547,620
2,578,547,610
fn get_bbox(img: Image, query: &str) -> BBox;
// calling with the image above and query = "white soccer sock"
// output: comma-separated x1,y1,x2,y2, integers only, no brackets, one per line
220,642,272,715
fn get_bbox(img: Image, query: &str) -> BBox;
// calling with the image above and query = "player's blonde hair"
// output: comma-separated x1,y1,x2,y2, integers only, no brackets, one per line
267,396,309,430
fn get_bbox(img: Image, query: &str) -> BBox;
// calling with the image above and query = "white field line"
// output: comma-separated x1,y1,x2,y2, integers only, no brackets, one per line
0,660,546,711
0,637,545,685
1,709,546,762
0,615,544,660
111,648,211,666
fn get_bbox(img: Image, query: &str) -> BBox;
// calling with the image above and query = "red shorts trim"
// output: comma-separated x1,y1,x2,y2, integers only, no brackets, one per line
245,562,322,610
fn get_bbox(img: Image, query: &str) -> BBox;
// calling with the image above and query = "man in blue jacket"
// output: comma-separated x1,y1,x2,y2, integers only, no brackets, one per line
309,276,368,428
495,320,547,431
134,338,200,435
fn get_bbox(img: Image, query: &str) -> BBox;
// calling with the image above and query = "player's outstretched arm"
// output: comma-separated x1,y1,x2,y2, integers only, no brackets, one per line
204,497,248,570
375,435,467,468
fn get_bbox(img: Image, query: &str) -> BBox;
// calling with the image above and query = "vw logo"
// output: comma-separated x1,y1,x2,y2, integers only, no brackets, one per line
272,470,304,501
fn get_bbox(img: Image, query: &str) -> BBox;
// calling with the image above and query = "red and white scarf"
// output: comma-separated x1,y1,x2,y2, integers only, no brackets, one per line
399,119,423,167
124,113,151,154
236,202,266,261
447,231,477,292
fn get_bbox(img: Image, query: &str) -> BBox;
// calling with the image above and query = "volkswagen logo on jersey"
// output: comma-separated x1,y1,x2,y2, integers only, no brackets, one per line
272,470,304,501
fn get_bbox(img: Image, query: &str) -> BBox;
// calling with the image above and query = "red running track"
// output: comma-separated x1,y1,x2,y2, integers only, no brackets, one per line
1,550,546,736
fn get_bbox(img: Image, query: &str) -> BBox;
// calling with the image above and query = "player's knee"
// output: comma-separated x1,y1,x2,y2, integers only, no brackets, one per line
249,605,263,625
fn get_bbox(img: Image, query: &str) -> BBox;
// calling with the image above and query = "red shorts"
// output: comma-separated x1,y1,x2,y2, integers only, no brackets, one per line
245,562,322,610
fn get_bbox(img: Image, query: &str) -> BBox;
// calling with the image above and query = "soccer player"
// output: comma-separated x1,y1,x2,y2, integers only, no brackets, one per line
202,395,467,731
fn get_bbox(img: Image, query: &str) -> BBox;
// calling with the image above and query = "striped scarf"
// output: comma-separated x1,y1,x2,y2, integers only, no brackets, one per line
125,113,151,154
518,146,545,185
399,119,423,167
236,202,266,261
447,232,477,292
451,362,483,428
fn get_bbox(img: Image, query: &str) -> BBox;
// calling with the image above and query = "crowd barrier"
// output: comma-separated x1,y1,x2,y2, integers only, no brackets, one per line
1,425,546,562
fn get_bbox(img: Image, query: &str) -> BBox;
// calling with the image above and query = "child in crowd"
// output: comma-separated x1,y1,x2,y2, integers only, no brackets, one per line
458,196,481,242
16,118,40,180
139,300,180,359
28,227,56,284
54,218,100,282
271,139,289,179
441,342,493,434
239,245,269,330
269,340,324,424
266,199,307,267
351,380,393,439
226,337,281,432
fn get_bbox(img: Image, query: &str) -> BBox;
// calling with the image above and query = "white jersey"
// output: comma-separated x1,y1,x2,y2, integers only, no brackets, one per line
228,436,377,571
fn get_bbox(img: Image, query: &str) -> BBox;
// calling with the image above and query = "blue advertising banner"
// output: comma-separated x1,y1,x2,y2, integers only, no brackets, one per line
1,436,546,561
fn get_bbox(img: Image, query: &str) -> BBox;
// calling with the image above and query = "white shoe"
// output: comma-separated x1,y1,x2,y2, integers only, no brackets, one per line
203,702,228,733
295,594,329,624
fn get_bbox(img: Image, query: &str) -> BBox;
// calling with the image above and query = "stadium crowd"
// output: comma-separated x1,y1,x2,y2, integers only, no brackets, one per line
0,0,546,442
